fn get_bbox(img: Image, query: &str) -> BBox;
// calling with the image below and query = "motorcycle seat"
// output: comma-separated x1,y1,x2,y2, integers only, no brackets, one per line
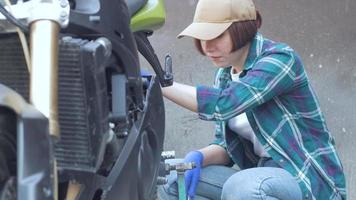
125,0,148,17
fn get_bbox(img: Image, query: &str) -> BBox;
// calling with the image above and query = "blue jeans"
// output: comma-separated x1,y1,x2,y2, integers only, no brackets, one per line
157,158,302,200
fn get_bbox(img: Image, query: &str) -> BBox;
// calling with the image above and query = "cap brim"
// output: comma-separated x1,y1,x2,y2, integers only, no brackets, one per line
177,22,232,40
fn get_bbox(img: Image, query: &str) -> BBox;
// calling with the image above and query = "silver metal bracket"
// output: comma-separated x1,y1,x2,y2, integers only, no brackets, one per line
28,0,70,27
0,0,70,33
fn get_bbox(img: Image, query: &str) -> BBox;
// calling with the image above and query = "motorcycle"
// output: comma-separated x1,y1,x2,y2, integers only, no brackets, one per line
0,0,172,199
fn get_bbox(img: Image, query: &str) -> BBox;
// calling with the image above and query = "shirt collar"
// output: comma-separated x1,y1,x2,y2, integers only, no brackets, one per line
230,68,242,81
243,32,264,71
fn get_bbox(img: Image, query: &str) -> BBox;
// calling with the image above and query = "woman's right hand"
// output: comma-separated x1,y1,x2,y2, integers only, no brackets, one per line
183,150,204,199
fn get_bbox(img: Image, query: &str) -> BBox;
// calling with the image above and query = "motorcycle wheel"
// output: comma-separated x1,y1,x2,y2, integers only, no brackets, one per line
0,107,17,200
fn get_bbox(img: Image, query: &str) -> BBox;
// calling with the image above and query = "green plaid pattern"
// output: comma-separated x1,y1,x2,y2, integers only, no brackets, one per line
196,33,346,200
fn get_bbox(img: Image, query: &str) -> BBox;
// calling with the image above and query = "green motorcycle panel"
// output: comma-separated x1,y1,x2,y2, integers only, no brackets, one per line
130,0,166,32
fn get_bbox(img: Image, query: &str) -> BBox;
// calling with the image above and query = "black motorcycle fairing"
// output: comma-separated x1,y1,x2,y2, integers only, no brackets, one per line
0,85,54,200
17,108,54,200
70,0,100,14
56,75,165,200
105,75,165,200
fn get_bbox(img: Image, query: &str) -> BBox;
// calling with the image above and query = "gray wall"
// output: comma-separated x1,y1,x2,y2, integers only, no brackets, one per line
143,0,356,198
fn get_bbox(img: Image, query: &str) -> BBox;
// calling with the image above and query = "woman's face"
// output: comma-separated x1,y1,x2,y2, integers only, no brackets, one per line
200,30,234,67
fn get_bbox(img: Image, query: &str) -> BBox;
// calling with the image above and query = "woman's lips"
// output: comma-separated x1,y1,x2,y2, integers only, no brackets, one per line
209,56,222,61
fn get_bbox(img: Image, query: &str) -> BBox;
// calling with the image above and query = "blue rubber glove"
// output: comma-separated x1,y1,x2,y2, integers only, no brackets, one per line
184,151,204,199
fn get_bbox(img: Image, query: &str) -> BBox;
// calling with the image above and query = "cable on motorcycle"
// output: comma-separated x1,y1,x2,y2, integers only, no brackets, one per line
0,2,28,32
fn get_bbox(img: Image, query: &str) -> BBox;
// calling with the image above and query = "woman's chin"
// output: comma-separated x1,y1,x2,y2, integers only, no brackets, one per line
212,61,229,68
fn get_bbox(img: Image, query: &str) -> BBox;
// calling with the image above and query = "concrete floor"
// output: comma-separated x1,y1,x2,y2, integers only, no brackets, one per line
143,0,356,198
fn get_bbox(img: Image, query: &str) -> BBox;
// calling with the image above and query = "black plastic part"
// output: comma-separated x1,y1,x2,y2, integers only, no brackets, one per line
59,75,165,200
0,84,54,200
70,0,100,14
164,54,173,86
111,74,127,123
105,75,165,200
134,31,173,87
17,109,54,200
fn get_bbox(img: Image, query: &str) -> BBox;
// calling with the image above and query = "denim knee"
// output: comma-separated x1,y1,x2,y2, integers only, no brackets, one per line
221,167,302,200
221,169,260,200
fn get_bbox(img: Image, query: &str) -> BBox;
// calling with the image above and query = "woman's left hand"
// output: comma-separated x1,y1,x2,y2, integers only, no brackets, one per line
183,150,204,199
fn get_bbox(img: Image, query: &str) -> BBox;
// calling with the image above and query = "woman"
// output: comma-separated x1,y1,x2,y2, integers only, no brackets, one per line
159,0,346,199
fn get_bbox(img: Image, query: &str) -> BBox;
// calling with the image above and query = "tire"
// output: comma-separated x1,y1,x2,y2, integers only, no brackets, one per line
0,107,17,199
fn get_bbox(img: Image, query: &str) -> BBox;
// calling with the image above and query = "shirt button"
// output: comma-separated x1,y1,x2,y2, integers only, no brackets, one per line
305,194,309,199
279,159,284,163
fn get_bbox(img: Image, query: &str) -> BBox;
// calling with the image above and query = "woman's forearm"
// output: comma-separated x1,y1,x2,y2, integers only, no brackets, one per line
162,83,230,165
198,145,231,167
161,82,198,112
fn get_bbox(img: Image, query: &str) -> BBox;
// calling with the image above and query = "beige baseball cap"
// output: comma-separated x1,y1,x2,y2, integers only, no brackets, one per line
178,0,256,40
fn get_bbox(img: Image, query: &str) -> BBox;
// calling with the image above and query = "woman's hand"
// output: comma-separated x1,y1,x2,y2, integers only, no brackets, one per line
183,145,231,199
183,151,204,199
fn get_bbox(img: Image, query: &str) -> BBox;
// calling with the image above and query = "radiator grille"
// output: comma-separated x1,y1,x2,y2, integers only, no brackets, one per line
0,35,105,171
55,39,92,169
0,35,29,100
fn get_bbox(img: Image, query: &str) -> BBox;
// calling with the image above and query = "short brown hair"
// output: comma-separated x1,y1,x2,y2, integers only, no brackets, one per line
194,11,262,55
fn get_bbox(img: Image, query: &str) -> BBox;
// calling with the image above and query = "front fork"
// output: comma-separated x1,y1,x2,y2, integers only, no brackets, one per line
28,0,70,199
0,0,70,199
29,19,60,200
30,20,60,139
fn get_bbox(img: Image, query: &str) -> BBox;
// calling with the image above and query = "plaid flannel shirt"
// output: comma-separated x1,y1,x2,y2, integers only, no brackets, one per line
196,33,346,200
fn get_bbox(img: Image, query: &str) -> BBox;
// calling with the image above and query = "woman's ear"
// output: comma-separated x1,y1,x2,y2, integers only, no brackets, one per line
256,10,262,29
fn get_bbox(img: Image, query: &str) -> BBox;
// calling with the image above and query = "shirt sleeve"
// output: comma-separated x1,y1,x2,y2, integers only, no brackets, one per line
197,50,297,121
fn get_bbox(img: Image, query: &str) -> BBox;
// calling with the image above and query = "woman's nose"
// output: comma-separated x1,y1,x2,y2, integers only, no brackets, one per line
201,40,215,52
